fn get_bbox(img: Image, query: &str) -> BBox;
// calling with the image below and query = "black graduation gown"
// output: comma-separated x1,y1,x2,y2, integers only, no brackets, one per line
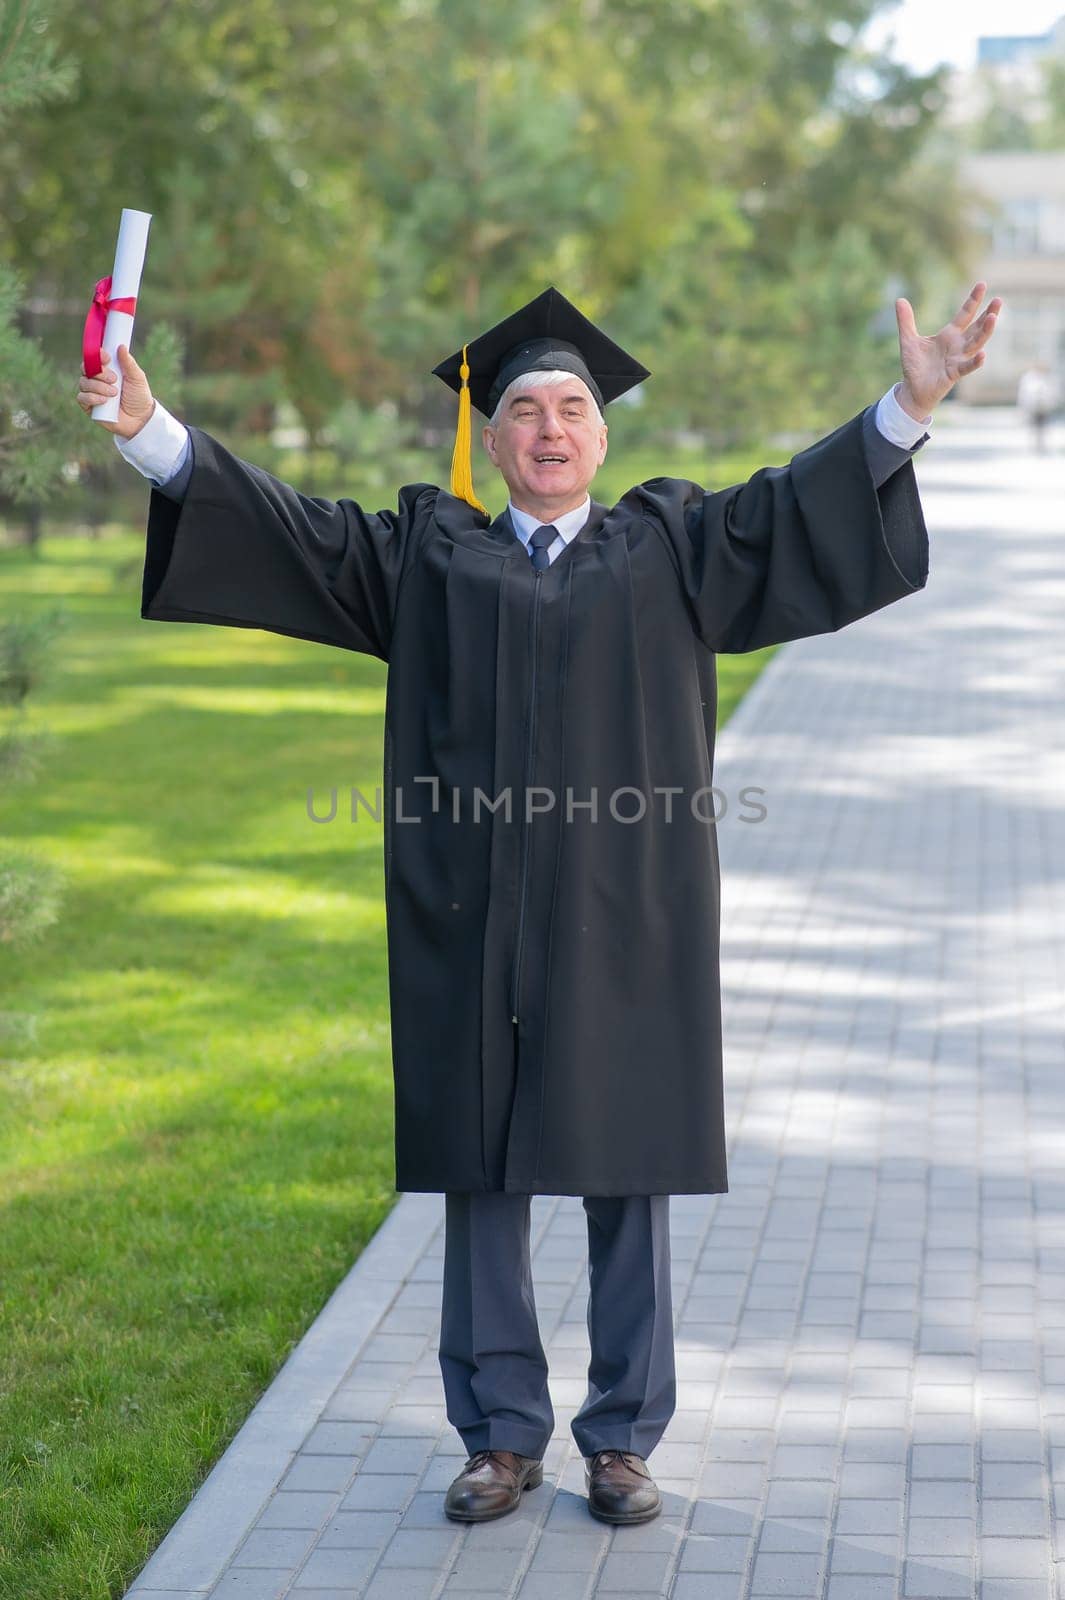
139,405,929,1196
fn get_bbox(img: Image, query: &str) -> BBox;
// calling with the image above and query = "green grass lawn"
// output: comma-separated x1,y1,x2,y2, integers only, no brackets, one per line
0,446,777,1600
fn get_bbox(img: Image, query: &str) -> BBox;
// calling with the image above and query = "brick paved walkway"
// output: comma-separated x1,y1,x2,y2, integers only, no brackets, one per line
125,405,1065,1600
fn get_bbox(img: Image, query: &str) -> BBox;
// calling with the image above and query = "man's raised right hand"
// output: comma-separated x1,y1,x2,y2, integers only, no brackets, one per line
76,343,156,438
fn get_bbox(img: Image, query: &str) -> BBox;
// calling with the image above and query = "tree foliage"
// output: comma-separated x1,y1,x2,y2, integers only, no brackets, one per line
0,0,981,471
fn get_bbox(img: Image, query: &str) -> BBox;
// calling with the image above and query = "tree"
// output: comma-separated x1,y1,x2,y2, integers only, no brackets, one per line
0,0,186,537
0,0,988,460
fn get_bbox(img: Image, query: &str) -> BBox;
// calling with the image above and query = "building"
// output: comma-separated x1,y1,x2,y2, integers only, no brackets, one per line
941,20,1065,403
955,151,1065,403
977,15,1065,68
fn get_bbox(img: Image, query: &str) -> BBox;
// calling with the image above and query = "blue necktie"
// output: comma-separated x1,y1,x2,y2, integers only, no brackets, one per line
529,524,557,572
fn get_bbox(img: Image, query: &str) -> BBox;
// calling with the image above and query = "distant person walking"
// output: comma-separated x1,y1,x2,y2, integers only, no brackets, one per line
1016,360,1060,454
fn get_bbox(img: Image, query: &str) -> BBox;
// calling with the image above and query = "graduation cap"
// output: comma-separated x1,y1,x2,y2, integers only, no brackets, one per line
432,286,650,514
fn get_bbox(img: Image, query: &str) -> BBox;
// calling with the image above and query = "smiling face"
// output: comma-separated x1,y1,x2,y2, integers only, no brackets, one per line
482,378,608,521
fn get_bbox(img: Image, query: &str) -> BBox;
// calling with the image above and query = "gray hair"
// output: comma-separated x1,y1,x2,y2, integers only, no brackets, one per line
488,369,605,428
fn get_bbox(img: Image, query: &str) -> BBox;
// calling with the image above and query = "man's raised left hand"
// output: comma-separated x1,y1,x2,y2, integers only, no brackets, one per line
894,280,1003,421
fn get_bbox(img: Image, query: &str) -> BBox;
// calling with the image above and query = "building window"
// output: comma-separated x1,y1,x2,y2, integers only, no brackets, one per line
992,197,1065,256
1008,302,1045,360
992,197,1040,255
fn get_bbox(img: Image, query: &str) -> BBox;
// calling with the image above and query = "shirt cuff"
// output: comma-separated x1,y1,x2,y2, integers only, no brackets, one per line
876,383,933,449
114,399,190,484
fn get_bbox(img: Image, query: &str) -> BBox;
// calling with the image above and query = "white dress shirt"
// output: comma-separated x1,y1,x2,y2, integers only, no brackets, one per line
876,381,933,444
115,382,933,567
114,398,190,482
506,497,591,564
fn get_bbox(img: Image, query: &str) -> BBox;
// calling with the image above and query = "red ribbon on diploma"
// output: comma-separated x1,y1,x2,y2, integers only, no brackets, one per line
82,275,137,378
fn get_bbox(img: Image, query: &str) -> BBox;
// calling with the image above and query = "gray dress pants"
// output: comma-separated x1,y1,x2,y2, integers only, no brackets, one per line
438,1191,676,1461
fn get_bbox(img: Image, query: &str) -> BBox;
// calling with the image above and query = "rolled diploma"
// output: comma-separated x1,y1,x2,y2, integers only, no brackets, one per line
91,208,152,423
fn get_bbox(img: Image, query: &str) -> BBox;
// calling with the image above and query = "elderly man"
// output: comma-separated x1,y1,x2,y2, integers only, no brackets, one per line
79,282,999,1527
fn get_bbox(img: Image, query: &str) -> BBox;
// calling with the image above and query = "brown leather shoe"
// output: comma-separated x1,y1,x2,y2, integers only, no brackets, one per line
444,1448,544,1522
585,1449,661,1524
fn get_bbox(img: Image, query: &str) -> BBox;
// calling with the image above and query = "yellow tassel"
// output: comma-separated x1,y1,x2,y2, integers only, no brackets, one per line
449,344,489,515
